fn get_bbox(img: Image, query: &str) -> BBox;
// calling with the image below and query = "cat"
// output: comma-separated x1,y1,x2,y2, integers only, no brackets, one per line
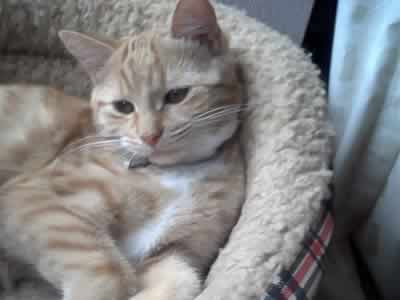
0,1,245,300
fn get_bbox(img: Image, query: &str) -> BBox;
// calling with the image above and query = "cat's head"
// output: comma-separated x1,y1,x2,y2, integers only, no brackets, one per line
59,0,243,166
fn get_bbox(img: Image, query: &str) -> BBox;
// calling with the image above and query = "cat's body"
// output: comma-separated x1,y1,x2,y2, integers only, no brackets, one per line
0,131,243,300
0,0,245,299
0,85,91,184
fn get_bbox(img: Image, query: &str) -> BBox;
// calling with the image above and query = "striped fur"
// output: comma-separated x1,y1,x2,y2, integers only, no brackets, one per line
0,1,245,300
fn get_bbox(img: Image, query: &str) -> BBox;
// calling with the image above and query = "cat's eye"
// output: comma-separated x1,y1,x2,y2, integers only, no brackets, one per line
164,88,190,104
113,100,135,114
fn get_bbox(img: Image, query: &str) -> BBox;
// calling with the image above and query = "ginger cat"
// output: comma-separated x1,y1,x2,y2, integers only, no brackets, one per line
0,0,245,300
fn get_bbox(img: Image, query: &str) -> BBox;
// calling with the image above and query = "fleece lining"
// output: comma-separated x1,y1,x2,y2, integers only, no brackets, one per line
0,1,334,299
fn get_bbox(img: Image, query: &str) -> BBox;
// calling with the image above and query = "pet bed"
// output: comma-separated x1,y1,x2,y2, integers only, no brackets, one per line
0,0,334,299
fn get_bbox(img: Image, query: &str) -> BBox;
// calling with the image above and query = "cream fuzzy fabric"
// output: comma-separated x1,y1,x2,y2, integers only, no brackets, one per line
0,1,334,299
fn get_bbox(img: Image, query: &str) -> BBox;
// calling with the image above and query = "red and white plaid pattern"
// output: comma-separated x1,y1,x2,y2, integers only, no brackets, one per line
263,200,334,300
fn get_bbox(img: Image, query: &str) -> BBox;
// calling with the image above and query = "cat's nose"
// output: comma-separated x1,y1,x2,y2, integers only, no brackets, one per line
141,130,162,146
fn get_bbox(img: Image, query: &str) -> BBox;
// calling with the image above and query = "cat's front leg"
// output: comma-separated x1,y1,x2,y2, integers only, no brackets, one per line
131,251,202,300
57,233,138,300
1,195,138,300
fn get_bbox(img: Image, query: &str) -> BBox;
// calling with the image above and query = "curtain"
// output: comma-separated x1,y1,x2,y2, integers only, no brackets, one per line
329,0,400,298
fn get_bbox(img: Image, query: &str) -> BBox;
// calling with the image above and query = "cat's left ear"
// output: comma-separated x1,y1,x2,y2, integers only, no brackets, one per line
171,0,228,55
59,30,116,83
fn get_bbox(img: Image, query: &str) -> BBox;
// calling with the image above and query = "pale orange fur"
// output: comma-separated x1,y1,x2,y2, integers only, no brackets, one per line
0,85,92,184
0,0,245,299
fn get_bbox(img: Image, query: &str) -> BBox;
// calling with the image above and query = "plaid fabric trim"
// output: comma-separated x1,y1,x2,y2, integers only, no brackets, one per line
263,200,334,300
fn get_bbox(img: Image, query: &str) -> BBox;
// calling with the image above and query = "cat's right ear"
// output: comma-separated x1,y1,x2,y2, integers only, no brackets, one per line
58,30,115,82
171,0,227,55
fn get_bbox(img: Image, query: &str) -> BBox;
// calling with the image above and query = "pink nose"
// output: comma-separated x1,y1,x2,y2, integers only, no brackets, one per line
141,131,162,146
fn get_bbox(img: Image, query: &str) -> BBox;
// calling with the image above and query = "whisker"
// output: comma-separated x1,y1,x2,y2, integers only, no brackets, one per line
66,134,116,144
158,105,251,147
193,104,244,119
60,139,123,158
166,122,192,137
194,104,251,120
196,108,242,120
62,135,121,153
166,125,191,140
160,127,192,146
193,108,245,123
157,121,192,147
163,133,188,146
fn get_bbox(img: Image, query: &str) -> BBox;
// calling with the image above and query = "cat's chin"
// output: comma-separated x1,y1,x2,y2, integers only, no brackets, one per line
148,154,191,167
148,149,217,167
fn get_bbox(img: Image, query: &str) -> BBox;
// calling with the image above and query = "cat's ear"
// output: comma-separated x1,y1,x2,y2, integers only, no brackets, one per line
171,0,227,55
58,30,115,82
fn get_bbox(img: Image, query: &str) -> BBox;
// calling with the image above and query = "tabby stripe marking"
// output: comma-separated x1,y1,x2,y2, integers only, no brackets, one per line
47,225,95,236
20,205,89,225
59,178,119,211
47,239,98,252
92,263,122,276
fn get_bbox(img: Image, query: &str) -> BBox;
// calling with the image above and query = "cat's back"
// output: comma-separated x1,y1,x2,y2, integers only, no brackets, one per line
0,84,91,184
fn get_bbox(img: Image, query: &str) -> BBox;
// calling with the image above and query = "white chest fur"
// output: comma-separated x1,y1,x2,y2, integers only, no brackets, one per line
118,171,194,261
118,155,225,261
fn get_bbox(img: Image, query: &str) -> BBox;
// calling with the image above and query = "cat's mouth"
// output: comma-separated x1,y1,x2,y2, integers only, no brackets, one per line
119,127,190,167
122,139,191,168
119,137,179,167
119,136,153,168
126,144,179,168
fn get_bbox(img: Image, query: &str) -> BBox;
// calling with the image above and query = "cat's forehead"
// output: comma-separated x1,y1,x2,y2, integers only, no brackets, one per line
117,34,159,66
109,32,226,89
103,34,163,96
115,32,215,63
